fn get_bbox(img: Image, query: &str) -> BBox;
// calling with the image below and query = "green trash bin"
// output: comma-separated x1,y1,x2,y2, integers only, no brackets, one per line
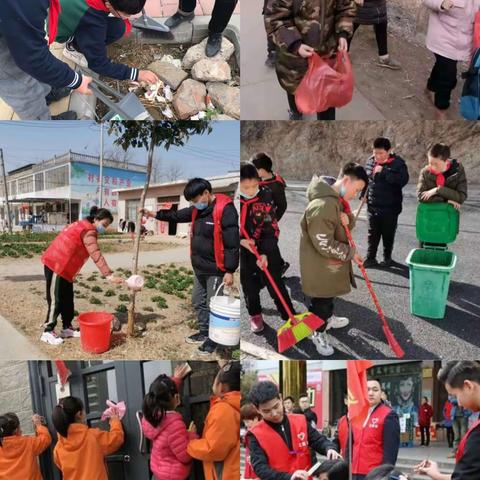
406,203,459,319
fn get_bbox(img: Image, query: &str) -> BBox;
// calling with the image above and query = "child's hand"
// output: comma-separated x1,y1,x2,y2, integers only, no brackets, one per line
240,238,255,253
441,0,454,10
188,421,197,433
340,212,350,227
76,75,93,95
337,37,348,52
448,200,461,210
256,255,268,270
32,414,44,426
373,165,383,175
139,208,155,218
223,272,234,286
298,44,314,58
174,363,192,379
110,413,120,421
108,275,124,285
291,471,309,480
138,70,159,84
420,187,438,201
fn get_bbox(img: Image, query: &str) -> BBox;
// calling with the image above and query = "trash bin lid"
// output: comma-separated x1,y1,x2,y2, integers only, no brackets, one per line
416,202,459,244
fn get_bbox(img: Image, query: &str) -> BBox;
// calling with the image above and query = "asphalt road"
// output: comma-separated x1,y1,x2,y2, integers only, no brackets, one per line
241,184,480,360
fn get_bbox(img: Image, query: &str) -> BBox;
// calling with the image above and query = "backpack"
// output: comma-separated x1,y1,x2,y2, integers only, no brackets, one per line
460,48,480,120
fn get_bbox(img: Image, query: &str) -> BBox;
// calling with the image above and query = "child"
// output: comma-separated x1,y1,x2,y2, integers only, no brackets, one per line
417,143,468,209
0,0,92,120
313,459,349,480
300,163,368,356
52,396,124,480
262,0,276,67
423,0,480,120
54,0,158,84
240,404,262,480
265,0,357,120
142,367,197,480
40,206,123,346
0,413,51,480
141,178,239,355
187,361,241,480
240,163,296,334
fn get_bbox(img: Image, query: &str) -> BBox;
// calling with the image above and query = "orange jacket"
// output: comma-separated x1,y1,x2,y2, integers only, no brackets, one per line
0,425,51,480
187,391,240,480
53,419,124,480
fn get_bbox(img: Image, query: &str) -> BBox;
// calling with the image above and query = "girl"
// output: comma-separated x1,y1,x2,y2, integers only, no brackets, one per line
424,0,480,119
52,396,124,480
313,459,349,480
240,404,262,480
141,367,197,480
265,0,357,120
188,361,241,480
0,412,51,480
40,206,123,346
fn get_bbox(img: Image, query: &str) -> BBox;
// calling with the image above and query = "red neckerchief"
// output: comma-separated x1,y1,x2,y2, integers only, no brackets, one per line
428,160,451,187
48,0,61,45
260,173,286,187
374,155,395,167
86,0,132,36
240,196,259,232
339,197,352,215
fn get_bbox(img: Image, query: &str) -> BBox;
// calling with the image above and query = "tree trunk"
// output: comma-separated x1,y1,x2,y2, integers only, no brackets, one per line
127,138,155,336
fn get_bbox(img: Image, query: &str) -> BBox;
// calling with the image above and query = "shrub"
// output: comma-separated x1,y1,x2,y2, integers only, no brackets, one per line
104,290,116,297
89,296,102,305
116,304,127,313
91,285,103,293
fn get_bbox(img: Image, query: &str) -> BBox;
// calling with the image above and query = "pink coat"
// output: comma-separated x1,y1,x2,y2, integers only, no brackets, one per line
424,0,480,62
142,412,198,480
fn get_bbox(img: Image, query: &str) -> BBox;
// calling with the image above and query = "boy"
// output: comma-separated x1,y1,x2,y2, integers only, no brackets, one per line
241,404,262,479
300,162,368,356
417,144,468,209
251,152,289,274
141,178,239,355
415,361,480,480
240,163,296,334
0,0,92,120
362,137,409,268
262,0,276,67
56,0,158,84
247,380,341,480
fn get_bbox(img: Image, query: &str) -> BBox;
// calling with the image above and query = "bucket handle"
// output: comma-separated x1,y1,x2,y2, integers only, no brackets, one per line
213,282,240,301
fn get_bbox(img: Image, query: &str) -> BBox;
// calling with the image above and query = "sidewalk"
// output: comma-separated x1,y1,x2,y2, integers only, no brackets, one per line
144,0,240,18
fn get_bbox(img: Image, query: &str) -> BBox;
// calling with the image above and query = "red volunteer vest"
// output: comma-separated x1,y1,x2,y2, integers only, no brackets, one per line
243,436,257,479
249,414,311,477
337,415,348,457
352,403,391,475
190,194,232,272
455,420,480,463
48,0,61,45
41,220,95,282
260,174,286,188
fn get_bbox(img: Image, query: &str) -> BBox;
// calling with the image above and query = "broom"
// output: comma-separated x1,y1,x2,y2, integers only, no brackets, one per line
240,226,325,353
343,224,405,358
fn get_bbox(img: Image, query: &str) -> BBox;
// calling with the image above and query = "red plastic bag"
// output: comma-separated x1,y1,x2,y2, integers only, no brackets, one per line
295,51,354,114
474,11,480,49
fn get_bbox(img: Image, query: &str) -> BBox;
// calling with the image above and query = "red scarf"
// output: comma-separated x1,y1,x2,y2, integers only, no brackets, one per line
339,197,352,215
86,0,132,36
48,0,61,45
374,155,395,167
428,160,451,187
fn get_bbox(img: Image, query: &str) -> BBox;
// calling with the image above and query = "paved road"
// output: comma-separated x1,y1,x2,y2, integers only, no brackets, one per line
241,184,480,360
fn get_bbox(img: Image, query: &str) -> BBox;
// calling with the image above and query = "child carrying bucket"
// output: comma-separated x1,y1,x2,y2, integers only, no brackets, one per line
52,396,124,480
40,206,124,346
0,412,51,480
141,364,198,480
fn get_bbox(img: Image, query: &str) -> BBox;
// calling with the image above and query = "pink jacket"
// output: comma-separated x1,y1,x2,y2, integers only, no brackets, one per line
142,412,198,480
424,0,480,62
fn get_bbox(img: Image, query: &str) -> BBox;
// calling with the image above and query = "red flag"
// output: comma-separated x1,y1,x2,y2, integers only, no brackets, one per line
347,360,373,428
54,361,71,387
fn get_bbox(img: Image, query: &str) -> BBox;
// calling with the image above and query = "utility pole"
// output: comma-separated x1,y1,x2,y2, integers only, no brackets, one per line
99,123,104,208
0,148,13,234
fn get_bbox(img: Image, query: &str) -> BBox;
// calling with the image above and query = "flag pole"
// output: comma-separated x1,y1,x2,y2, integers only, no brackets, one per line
348,413,352,480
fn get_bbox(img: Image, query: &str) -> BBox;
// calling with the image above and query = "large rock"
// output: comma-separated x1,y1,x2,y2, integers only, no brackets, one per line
182,37,235,70
147,60,189,90
206,82,240,120
173,79,207,120
191,59,231,83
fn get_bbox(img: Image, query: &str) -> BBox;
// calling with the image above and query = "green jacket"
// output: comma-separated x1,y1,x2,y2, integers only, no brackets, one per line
300,176,356,298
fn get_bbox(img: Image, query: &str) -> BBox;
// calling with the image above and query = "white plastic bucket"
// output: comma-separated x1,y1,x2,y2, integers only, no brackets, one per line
209,283,240,346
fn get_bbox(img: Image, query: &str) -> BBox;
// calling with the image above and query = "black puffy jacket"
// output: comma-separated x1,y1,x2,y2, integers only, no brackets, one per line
155,199,239,276
365,154,409,216
355,0,387,25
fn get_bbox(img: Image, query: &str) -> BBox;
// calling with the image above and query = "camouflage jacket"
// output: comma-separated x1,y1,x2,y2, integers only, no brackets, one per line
265,0,357,94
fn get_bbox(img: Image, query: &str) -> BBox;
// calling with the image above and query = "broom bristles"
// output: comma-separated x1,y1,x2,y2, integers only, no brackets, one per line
383,325,405,358
277,327,297,353
277,313,324,353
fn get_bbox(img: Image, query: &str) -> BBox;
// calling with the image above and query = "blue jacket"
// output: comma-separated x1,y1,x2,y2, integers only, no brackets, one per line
0,0,82,89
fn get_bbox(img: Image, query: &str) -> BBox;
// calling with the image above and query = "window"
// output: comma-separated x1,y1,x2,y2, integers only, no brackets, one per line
45,165,69,190
142,361,172,393
35,172,44,192
8,181,16,196
18,176,34,195
84,369,118,414
126,200,140,223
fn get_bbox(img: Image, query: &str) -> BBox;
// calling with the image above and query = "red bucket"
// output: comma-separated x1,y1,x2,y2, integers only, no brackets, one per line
78,312,113,354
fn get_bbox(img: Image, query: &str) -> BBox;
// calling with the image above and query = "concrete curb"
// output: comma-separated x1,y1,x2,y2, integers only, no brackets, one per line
241,341,290,360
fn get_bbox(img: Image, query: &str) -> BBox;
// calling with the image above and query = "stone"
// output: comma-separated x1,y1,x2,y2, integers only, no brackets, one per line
213,114,236,121
206,82,240,119
191,59,231,83
147,61,189,90
173,79,207,120
182,37,235,70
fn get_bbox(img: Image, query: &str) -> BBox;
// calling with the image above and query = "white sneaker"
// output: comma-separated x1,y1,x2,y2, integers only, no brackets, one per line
40,331,64,346
63,45,88,68
326,314,350,330
311,331,334,356
60,328,81,338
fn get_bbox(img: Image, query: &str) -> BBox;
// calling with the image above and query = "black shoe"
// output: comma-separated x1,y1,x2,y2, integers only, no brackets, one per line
265,51,276,68
46,87,71,105
288,110,303,120
281,261,290,277
52,111,77,120
164,11,195,29
379,258,393,268
198,338,217,355
206,33,223,57
363,257,379,268
185,332,208,344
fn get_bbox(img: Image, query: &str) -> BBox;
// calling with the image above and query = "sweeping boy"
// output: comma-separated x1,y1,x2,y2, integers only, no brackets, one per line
300,163,368,356
54,0,158,84
141,178,239,355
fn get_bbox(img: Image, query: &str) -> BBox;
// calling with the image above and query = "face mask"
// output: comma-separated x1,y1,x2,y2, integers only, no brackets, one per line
193,202,208,210
96,225,106,234
339,185,347,197
240,189,259,200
